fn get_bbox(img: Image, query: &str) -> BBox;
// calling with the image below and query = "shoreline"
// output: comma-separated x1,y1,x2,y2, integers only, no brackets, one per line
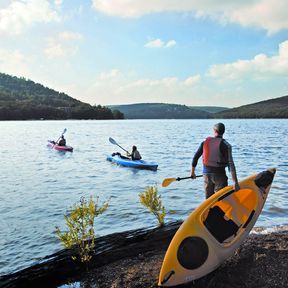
81,226,288,288
1,224,287,288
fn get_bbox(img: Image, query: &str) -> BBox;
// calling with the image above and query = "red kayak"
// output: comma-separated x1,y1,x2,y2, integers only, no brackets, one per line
47,140,73,152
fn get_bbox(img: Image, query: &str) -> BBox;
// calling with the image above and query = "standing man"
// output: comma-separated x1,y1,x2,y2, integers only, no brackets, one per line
191,123,240,199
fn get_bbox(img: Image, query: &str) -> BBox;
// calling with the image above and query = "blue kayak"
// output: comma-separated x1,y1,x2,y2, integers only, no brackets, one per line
107,153,158,171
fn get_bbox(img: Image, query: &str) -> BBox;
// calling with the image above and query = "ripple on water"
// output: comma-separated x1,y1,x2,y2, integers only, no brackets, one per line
268,206,287,214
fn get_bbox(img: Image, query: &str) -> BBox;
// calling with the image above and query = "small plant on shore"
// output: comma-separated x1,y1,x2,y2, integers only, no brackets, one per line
139,185,166,227
55,196,109,263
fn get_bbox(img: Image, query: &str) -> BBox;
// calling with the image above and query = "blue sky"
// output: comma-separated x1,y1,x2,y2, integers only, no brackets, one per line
1,0,288,107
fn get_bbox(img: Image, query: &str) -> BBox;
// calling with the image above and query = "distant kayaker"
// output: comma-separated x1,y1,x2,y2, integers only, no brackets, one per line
128,145,142,160
191,122,240,199
58,135,66,146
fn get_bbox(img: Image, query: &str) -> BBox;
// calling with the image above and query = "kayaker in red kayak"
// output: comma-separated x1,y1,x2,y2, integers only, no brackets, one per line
47,129,73,152
58,135,66,146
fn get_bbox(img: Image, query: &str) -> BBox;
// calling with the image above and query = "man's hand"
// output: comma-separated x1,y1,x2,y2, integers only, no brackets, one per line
191,166,197,179
234,182,240,191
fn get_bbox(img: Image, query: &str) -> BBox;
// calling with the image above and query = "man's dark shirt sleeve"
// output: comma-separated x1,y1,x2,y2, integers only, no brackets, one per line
192,141,204,167
220,140,228,155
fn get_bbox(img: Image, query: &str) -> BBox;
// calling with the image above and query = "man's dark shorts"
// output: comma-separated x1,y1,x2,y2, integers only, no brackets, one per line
203,173,228,199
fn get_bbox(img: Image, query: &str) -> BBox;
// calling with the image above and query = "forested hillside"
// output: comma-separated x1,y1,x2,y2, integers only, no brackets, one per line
0,73,123,120
214,95,288,118
108,103,212,119
189,106,228,113
109,96,288,119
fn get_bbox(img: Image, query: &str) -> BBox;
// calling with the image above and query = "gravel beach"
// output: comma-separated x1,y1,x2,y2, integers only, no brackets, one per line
81,227,288,288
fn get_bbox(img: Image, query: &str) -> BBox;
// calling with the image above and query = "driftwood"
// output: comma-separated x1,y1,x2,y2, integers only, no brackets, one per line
0,221,182,288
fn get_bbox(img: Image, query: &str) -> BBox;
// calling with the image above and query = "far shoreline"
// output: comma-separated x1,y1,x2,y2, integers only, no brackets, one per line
1,118,288,121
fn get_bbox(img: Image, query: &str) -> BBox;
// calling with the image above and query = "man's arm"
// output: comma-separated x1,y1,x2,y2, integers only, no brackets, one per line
191,142,203,178
226,142,240,191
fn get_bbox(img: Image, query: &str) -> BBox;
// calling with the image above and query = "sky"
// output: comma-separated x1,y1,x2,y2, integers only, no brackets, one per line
0,0,288,108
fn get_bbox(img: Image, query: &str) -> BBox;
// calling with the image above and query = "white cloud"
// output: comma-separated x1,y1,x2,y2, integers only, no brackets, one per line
120,77,179,90
59,31,83,41
74,69,201,105
44,44,67,58
91,0,288,33
185,75,201,86
208,40,288,80
166,40,177,48
96,69,200,91
98,69,122,80
0,0,60,35
145,39,164,48
0,49,32,78
54,0,63,7
44,31,83,58
145,38,176,48
228,0,288,35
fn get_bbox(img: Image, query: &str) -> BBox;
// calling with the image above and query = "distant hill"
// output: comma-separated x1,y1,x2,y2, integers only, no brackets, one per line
189,106,228,113
2,72,286,120
214,95,288,118
108,103,213,119
109,96,288,119
0,73,123,120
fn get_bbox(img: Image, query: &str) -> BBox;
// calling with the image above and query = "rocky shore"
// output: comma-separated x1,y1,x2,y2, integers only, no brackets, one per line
81,227,288,288
1,224,287,288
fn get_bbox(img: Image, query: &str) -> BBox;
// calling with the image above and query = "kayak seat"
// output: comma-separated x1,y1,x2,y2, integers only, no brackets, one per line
204,206,239,243
217,189,256,225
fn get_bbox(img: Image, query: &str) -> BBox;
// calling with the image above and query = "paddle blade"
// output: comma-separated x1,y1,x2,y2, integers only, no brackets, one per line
162,178,177,187
62,128,67,135
109,137,117,145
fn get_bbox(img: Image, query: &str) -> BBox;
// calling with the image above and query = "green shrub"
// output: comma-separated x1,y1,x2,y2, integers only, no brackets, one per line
139,186,166,227
55,196,109,263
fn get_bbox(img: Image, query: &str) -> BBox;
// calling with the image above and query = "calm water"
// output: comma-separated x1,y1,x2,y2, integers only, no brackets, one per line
0,119,287,275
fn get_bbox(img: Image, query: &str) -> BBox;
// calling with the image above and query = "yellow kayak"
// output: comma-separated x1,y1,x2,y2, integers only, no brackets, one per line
158,168,276,287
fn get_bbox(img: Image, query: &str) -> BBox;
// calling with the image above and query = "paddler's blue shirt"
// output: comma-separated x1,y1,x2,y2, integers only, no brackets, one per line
192,135,236,175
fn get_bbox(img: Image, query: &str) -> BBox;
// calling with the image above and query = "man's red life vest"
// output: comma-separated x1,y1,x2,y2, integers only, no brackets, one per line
202,137,227,167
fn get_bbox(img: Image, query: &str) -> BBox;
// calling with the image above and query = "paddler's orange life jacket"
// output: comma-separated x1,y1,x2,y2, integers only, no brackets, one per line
202,137,228,167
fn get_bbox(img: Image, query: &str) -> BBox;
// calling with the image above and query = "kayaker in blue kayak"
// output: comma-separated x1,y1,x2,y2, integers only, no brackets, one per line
128,145,142,160
191,122,240,199
112,146,142,160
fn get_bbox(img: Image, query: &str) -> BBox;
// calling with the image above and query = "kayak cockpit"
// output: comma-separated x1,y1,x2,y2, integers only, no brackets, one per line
202,188,258,244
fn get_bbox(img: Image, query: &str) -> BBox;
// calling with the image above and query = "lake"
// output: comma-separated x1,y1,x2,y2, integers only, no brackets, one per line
0,119,287,275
